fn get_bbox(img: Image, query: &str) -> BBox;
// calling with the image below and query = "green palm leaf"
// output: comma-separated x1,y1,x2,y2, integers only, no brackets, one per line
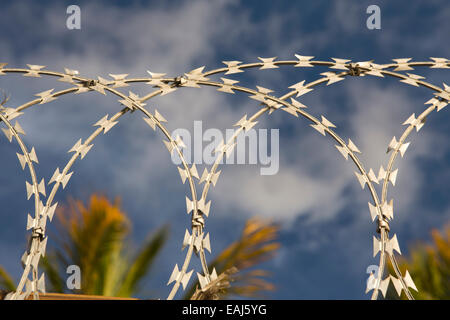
387,224,450,299
0,265,16,292
40,255,65,293
185,218,280,299
117,225,169,297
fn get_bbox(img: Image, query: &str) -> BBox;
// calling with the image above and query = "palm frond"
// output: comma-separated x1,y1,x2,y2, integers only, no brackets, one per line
185,217,280,299
117,225,169,297
38,194,169,298
40,255,65,293
0,89,9,106
0,266,16,292
51,195,130,295
387,224,450,299
190,267,238,300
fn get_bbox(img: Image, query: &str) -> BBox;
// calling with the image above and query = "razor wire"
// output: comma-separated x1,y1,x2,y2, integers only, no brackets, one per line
0,56,448,300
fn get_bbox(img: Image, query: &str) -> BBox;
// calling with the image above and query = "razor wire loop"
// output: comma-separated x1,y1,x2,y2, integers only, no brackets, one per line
184,57,447,300
177,58,447,300
375,87,449,300
0,108,46,300
0,56,448,300
1,71,208,299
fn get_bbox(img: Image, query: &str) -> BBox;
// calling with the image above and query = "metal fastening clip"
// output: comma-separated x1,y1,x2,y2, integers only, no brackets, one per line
31,227,44,240
192,214,205,229
377,218,390,233
173,76,187,87
347,63,361,76
81,79,97,87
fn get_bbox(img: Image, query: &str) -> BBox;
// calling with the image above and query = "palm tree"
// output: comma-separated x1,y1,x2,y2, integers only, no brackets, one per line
187,218,280,299
0,194,280,299
387,224,450,299
40,195,168,297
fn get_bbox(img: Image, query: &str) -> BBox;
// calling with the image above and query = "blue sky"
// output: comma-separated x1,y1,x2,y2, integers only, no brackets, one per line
0,0,449,299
